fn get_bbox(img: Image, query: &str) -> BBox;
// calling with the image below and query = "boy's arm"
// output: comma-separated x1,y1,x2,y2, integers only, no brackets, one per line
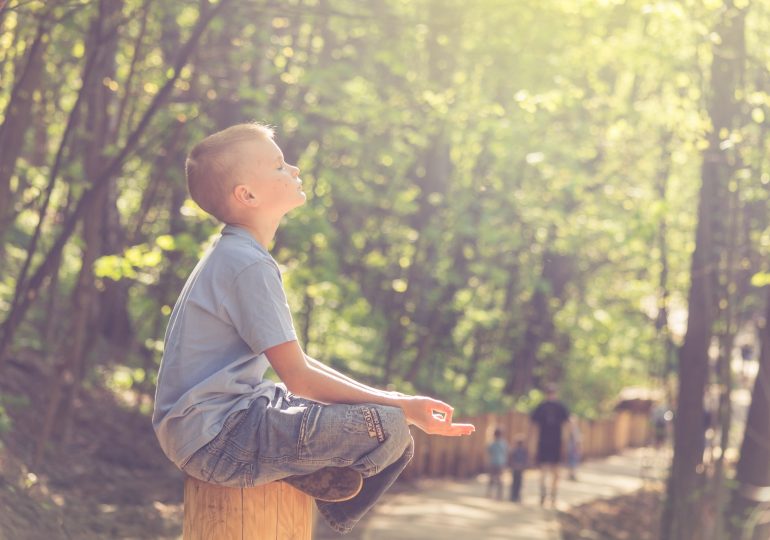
304,354,401,399
265,340,474,437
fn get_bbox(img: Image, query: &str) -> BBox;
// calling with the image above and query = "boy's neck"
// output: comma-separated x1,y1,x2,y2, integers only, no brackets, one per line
228,216,281,250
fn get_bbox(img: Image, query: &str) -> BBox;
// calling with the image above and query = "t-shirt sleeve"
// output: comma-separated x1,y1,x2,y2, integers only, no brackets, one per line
221,261,297,354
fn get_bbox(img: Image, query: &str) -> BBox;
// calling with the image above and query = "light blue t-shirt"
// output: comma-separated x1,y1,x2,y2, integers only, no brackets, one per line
488,439,509,468
152,225,297,467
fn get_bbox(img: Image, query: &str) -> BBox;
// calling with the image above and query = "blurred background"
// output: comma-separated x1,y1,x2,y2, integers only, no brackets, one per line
0,0,768,539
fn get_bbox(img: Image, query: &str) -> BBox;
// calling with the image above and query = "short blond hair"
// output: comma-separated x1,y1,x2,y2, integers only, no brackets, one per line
185,123,275,221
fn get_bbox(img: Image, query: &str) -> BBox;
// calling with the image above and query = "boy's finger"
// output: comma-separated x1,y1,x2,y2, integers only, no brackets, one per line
430,400,453,413
444,423,475,436
430,401,454,422
434,407,453,424
430,421,474,436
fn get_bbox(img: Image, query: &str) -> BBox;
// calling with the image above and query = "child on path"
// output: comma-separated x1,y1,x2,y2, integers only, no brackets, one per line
567,416,581,481
152,123,474,534
486,428,508,500
509,435,529,502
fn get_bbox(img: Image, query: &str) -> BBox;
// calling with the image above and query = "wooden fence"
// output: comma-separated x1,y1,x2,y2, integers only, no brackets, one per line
402,409,651,480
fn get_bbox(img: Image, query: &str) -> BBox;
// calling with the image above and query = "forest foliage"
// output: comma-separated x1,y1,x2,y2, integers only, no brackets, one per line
0,0,768,423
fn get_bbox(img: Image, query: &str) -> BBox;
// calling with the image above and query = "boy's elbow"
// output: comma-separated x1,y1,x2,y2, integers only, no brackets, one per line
282,374,311,397
279,363,319,399
264,341,314,396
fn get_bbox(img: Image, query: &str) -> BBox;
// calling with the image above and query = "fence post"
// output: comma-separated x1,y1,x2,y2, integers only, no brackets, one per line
630,412,650,446
614,411,631,451
183,476,313,540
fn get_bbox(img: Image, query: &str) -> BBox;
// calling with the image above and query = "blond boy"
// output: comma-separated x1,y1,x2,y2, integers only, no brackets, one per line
152,123,474,534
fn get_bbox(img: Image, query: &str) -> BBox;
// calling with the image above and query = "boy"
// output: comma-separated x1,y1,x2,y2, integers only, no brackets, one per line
509,435,529,502
486,428,507,500
566,415,581,481
152,123,474,534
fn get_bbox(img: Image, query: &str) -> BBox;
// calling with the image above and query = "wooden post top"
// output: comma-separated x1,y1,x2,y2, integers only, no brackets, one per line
183,476,313,540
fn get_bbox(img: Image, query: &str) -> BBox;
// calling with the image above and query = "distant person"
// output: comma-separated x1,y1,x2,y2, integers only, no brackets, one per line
529,384,570,507
509,435,529,502
567,416,581,481
151,123,474,535
650,403,671,450
487,428,508,500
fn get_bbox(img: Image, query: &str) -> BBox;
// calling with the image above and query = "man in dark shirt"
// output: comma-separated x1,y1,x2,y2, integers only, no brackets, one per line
529,384,570,507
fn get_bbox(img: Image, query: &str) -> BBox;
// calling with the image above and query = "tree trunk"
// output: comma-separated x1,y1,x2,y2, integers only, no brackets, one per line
727,289,770,540
709,162,744,540
661,4,746,539
505,247,573,396
35,0,123,458
380,136,450,382
60,0,126,444
0,14,50,254
654,129,676,393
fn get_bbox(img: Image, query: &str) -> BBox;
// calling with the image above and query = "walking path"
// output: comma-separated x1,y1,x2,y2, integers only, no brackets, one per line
317,447,670,540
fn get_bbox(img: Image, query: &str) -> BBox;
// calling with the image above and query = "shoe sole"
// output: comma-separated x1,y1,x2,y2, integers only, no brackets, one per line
282,467,363,502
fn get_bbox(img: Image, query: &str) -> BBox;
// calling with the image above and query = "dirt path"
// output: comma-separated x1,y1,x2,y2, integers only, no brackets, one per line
315,448,669,540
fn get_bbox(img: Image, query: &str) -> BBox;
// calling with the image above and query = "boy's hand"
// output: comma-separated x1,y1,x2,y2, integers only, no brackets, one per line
400,396,475,436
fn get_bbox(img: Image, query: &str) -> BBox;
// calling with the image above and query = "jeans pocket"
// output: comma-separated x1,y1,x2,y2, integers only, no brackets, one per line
343,405,404,444
182,407,258,487
296,404,355,465
342,406,374,436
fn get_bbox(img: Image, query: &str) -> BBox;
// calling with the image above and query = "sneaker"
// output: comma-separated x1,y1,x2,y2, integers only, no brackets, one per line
282,466,363,502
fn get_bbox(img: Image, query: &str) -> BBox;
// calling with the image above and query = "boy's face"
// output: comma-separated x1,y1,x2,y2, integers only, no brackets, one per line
235,137,306,215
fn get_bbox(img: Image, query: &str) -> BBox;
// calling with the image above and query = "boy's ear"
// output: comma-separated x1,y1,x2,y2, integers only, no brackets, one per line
233,184,260,207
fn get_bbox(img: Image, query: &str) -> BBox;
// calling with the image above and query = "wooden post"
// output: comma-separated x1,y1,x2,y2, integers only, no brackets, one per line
614,411,631,452
183,477,313,540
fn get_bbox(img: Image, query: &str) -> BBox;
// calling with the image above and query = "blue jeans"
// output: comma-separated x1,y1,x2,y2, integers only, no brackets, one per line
181,385,414,534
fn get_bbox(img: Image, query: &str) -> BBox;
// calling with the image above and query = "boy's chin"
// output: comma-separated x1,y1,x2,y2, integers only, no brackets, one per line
286,195,307,212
